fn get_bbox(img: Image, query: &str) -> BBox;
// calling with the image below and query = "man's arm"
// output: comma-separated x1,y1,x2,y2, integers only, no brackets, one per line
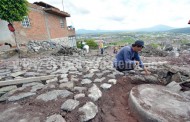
123,49,135,64
134,53,144,68
134,53,151,75
123,49,137,69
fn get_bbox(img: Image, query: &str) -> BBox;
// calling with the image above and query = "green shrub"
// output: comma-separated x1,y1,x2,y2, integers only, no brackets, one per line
85,39,98,49
0,0,29,23
76,39,98,49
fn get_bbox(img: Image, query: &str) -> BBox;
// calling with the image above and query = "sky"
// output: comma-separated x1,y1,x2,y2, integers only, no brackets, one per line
28,0,190,30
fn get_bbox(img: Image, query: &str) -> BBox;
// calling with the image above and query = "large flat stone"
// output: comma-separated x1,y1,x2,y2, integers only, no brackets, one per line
129,84,190,122
37,90,72,102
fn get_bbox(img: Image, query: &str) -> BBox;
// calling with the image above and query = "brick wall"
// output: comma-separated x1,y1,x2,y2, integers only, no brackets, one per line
12,3,74,45
48,14,69,38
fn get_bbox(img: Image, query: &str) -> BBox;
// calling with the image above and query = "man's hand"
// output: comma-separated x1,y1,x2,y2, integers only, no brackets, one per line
134,61,139,66
144,67,151,75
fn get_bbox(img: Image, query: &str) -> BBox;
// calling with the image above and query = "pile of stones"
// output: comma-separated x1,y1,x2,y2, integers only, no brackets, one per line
141,45,168,57
27,40,60,53
52,46,81,56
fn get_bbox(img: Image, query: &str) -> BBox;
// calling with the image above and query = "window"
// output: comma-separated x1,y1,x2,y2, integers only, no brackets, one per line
60,18,64,28
21,16,30,28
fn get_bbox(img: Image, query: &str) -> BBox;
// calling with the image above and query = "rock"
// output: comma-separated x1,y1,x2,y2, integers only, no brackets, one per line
96,73,104,77
166,81,182,92
46,77,58,84
11,70,27,77
83,73,94,78
171,72,183,83
94,77,105,83
164,44,173,51
36,90,72,101
129,84,190,122
157,69,169,78
144,75,158,83
30,84,45,92
74,93,85,100
88,84,102,101
129,75,145,84
60,74,68,79
46,114,66,122
89,69,99,73
23,82,43,87
107,74,116,78
0,85,17,93
79,102,98,122
81,79,92,85
108,79,117,84
100,83,112,90
180,81,190,91
59,78,69,83
24,72,39,77
8,92,36,102
59,82,74,89
61,99,79,111
74,87,87,93
0,87,26,102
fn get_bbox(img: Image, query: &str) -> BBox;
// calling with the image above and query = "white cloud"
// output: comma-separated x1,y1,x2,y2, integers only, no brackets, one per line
28,0,190,30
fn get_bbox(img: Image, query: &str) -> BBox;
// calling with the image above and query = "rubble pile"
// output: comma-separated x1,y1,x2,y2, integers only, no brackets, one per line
180,43,190,52
125,64,190,95
141,45,168,57
27,40,60,53
52,46,81,56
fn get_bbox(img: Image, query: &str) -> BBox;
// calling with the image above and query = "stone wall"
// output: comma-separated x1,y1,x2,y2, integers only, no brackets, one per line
0,20,15,45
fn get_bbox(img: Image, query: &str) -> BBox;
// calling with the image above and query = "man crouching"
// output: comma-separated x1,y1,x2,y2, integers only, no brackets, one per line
113,40,150,75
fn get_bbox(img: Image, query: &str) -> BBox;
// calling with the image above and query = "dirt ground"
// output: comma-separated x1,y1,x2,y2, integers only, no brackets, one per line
92,76,138,122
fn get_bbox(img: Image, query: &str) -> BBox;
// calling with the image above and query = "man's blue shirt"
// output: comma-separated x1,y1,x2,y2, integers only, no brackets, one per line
113,45,144,69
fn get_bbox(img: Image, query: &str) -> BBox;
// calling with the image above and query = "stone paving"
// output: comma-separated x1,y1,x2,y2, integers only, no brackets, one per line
0,51,190,122
0,54,123,122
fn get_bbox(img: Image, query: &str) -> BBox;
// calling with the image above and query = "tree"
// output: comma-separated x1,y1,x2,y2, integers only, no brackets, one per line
85,39,98,49
0,0,29,51
0,0,28,22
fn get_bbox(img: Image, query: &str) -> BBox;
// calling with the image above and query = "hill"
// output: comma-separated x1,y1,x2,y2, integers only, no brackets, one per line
169,27,190,33
76,25,190,34
135,25,174,32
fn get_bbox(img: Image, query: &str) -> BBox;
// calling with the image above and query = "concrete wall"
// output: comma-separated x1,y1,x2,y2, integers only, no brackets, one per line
51,36,76,47
0,20,15,45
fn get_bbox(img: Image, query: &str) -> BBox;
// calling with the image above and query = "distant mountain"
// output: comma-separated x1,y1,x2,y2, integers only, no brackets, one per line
135,25,175,32
168,27,190,33
76,29,123,34
76,25,186,34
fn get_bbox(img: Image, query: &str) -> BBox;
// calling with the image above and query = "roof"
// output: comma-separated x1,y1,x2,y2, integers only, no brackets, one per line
44,8,70,17
33,2,70,17
34,2,57,9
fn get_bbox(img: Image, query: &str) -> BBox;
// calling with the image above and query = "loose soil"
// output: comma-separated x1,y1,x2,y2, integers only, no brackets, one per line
91,76,138,122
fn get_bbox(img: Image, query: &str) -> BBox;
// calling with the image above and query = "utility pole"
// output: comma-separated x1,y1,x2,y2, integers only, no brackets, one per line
62,0,64,11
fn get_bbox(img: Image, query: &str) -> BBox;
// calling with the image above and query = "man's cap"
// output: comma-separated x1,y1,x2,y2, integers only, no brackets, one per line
134,40,144,47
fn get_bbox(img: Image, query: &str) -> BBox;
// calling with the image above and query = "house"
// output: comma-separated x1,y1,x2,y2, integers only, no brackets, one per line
0,2,76,47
